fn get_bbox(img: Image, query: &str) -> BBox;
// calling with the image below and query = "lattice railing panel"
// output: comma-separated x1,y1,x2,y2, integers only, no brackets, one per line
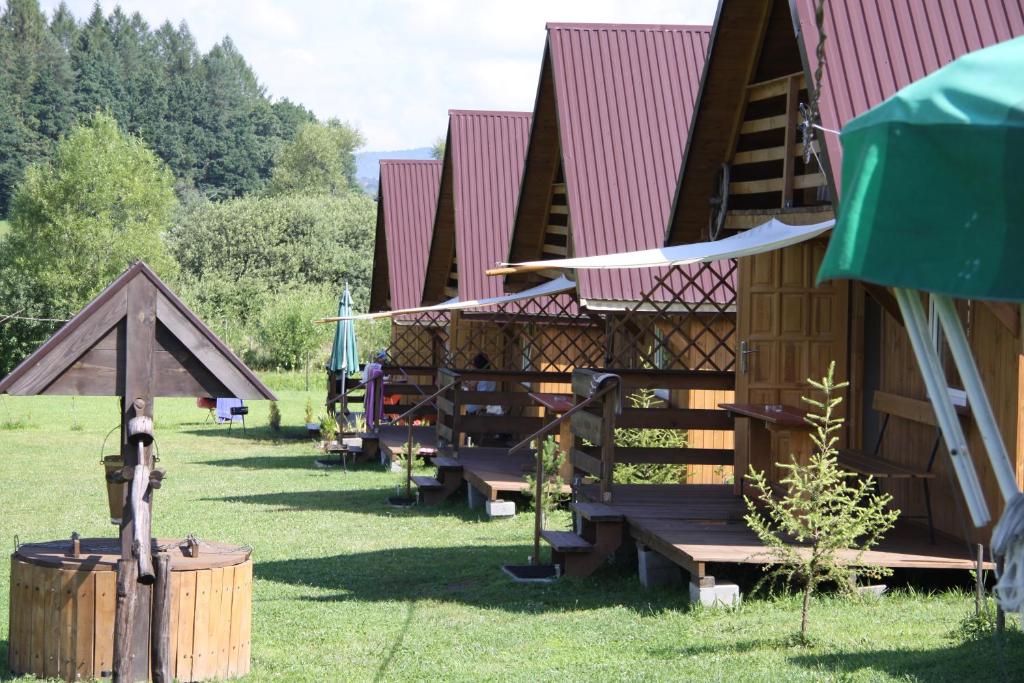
380,310,450,370
448,293,606,372
607,261,738,372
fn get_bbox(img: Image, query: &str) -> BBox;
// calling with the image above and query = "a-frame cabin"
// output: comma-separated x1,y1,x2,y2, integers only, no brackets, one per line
667,0,1024,550
362,159,444,414
500,23,742,487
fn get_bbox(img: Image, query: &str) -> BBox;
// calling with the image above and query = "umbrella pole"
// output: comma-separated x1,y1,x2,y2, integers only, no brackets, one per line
893,288,990,526
933,295,1019,504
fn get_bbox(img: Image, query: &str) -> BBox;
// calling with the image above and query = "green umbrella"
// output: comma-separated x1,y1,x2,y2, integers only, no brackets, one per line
328,285,359,376
816,36,1024,586
818,35,1024,300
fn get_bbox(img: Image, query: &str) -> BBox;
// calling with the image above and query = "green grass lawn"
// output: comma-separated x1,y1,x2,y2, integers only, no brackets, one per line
0,220,9,239
1,376,1021,681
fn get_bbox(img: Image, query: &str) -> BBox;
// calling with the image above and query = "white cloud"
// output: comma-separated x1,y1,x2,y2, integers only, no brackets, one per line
39,0,718,150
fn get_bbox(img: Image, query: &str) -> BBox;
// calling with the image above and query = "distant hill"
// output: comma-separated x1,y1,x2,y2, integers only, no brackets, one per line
355,147,434,195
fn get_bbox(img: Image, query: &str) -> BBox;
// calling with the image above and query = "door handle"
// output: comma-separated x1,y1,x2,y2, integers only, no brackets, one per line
740,340,757,374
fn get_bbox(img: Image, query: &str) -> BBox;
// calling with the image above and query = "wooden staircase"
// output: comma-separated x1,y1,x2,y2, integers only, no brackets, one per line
541,502,624,577
412,454,464,505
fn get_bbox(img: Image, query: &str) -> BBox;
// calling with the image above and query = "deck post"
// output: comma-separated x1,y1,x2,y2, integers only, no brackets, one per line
599,382,617,502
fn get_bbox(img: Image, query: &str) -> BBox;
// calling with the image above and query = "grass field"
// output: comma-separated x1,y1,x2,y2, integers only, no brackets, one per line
0,220,9,239
1,376,1022,681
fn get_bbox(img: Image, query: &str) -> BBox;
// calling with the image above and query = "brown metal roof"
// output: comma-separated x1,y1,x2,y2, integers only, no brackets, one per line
506,22,717,305
792,0,1024,197
666,0,1024,245
369,160,442,312
422,110,531,304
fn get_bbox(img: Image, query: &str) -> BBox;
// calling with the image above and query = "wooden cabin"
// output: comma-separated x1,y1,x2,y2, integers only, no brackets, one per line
411,109,598,500
499,22,740,486
547,0,1024,585
362,159,445,415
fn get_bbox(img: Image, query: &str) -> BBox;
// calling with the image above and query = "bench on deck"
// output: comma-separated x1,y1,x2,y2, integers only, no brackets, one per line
837,390,959,544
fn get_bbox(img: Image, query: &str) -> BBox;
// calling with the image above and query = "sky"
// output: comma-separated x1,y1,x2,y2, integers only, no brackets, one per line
40,0,720,151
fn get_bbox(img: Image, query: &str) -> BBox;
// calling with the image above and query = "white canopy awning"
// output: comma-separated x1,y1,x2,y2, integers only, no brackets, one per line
316,275,577,322
487,218,835,274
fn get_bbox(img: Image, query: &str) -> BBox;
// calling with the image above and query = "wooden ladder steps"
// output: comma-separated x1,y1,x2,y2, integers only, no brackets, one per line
432,455,463,470
411,475,443,490
572,502,623,522
540,530,593,553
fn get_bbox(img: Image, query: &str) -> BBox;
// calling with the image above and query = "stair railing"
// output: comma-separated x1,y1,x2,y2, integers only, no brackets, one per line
508,382,619,567
390,378,461,501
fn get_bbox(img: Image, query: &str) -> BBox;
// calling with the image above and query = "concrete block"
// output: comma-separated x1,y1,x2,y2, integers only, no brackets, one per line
467,484,485,510
486,499,516,518
637,543,682,589
856,584,888,598
689,581,741,608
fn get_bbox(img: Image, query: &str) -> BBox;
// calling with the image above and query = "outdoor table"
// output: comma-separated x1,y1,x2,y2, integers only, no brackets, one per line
528,392,575,481
719,402,814,495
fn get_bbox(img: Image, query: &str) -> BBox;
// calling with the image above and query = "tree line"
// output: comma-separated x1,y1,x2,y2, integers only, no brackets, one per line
0,1,383,376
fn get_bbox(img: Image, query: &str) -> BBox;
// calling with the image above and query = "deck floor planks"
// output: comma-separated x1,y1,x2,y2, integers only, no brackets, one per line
580,484,986,572
378,425,438,461
457,447,572,500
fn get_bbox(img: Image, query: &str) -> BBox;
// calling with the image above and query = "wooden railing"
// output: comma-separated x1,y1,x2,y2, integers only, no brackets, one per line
569,369,736,502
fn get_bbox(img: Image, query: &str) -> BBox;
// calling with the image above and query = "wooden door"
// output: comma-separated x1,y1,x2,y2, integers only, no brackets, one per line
735,239,849,482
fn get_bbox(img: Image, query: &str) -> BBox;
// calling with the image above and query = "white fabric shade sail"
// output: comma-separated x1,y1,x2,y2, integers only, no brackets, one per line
487,219,835,274
316,275,577,322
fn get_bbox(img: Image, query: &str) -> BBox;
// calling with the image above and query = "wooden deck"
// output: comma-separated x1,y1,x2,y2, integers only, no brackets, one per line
578,484,987,581
459,447,572,501
378,425,438,462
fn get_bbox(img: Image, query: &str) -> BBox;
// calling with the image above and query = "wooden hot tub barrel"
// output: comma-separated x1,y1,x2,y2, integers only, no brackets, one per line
7,538,252,682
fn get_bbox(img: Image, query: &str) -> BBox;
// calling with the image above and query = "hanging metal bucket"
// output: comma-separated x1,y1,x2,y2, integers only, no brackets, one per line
102,455,125,525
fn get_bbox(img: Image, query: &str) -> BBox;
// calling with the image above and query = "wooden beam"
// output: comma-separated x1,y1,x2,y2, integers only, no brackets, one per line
982,301,1021,337
781,74,799,207
863,283,905,327
730,173,824,195
746,71,805,102
739,114,788,135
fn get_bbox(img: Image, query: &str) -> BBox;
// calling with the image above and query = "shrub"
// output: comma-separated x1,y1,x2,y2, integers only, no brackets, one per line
613,388,688,484
744,361,899,642
268,402,281,433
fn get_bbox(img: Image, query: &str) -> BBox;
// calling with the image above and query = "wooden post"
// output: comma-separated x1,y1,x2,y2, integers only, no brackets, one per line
151,554,172,683
599,381,617,503
975,543,984,617
406,420,414,500
534,437,544,565
119,275,157,682
112,559,138,683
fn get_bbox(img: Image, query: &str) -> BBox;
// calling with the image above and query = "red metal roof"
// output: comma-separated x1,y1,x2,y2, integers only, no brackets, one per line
444,110,532,301
546,23,715,304
373,160,442,311
792,0,1024,197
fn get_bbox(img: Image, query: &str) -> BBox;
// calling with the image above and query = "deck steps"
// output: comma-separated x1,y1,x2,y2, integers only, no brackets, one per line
541,507,626,578
411,458,466,506
411,475,443,490
541,530,592,553
432,455,463,470
572,502,623,522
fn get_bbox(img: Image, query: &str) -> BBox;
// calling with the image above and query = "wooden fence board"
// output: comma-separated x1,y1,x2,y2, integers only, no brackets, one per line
93,570,115,677
176,570,197,681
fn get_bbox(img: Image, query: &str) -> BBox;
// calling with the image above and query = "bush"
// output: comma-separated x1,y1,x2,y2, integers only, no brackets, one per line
253,285,335,370
613,388,688,484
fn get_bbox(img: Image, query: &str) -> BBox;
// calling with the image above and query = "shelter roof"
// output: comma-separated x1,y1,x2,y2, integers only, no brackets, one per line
666,0,1024,245
421,110,531,305
504,22,711,304
369,160,442,312
0,262,276,400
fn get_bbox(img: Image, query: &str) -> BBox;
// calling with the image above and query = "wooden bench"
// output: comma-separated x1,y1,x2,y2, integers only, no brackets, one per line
838,390,955,544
